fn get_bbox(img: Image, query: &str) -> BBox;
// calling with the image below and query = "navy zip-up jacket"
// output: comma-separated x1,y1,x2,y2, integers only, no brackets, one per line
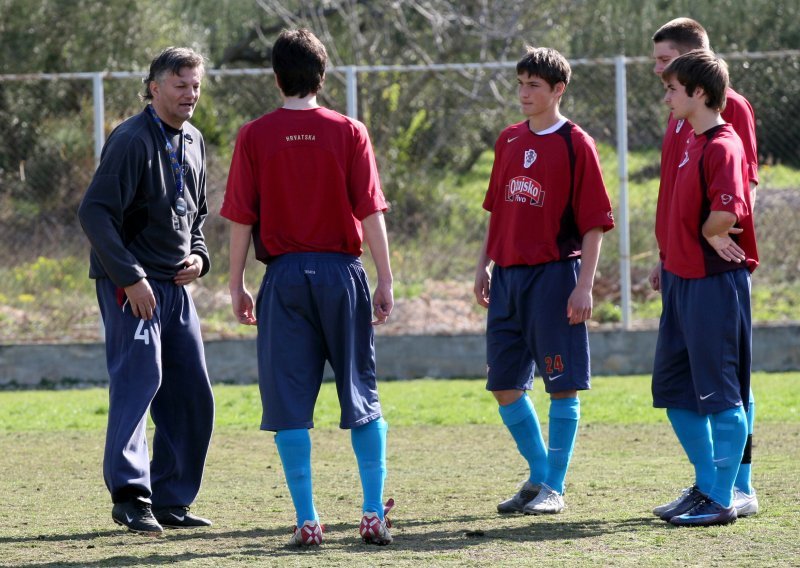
78,107,210,287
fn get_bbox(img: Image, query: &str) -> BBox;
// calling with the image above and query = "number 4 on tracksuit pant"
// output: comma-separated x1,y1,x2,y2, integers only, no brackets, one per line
97,278,215,507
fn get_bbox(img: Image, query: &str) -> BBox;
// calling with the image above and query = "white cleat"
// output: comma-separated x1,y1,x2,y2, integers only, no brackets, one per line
360,498,394,545
288,519,323,547
523,483,565,515
733,488,759,517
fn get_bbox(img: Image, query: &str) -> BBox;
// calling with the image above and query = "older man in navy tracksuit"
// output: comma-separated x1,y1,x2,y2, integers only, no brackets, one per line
78,47,214,536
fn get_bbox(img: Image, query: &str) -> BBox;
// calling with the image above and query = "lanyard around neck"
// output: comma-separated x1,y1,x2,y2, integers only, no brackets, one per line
146,105,186,209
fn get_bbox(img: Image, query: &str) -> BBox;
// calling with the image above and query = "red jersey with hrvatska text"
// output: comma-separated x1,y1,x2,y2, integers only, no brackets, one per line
662,123,758,279
656,87,758,257
483,119,614,267
220,107,387,258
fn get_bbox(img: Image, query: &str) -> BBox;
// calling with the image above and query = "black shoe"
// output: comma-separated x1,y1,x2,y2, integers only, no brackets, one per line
669,497,737,527
656,485,708,521
112,497,164,536
153,506,213,528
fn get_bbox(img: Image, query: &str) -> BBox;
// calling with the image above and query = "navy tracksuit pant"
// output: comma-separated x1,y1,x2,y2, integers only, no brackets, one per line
96,278,214,507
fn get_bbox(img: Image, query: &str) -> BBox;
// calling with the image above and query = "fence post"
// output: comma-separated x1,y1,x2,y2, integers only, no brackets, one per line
92,73,105,169
92,73,107,341
615,55,632,330
345,66,358,119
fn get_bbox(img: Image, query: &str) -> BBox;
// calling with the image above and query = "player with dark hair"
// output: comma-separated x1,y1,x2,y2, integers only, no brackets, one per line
474,46,614,516
78,46,214,536
221,28,394,547
650,17,760,520
653,49,758,527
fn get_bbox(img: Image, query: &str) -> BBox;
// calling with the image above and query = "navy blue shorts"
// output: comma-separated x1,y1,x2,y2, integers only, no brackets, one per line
255,253,382,431
486,260,590,394
652,268,752,414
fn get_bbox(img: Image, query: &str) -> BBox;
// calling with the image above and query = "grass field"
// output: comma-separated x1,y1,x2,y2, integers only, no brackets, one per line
0,374,798,567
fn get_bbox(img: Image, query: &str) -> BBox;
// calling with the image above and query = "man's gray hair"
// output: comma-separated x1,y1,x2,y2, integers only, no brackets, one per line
141,46,205,101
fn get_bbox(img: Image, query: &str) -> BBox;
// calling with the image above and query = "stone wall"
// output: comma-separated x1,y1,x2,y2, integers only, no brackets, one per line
1,324,799,388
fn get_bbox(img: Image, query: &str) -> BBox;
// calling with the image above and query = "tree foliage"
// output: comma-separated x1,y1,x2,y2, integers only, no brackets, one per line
1,0,798,261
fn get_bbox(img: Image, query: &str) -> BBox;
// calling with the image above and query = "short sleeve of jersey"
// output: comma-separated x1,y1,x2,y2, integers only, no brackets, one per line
705,138,750,220
572,130,615,235
220,122,259,225
482,134,505,213
722,90,758,186
348,120,387,220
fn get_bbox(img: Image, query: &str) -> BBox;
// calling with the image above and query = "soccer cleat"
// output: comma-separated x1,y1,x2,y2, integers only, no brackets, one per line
288,519,324,547
360,498,395,546
733,488,759,517
111,497,164,536
669,497,737,527
153,506,212,528
653,485,708,521
653,486,691,517
523,483,564,515
497,481,541,514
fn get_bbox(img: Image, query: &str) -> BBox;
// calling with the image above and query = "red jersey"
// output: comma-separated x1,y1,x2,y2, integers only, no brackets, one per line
662,123,758,278
656,87,758,256
483,119,614,267
220,107,387,258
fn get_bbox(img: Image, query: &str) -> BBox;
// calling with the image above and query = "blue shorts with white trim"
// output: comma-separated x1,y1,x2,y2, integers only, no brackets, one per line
652,268,752,414
486,260,590,394
255,252,382,431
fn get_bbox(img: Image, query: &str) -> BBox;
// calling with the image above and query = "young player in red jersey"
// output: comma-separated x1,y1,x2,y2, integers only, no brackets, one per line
649,18,760,521
474,47,614,516
653,49,758,527
220,29,394,547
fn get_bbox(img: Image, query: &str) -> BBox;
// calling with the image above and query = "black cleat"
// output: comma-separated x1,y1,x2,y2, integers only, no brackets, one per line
153,506,213,528
654,485,708,521
669,498,737,527
497,481,541,514
112,497,164,536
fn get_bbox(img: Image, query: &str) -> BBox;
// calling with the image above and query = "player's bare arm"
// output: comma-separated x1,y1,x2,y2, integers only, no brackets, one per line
124,278,156,321
174,254,204,286
362,211,394,325
648,261,662,292
567,227,603,325
702,210,746,263
228,221,257,325
473,222,492,308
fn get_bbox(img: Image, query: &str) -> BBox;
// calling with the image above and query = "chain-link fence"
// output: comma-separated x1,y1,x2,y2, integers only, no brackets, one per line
1,51,799,337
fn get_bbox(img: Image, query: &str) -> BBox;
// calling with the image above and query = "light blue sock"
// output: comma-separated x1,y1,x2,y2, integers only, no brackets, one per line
666,408,716,495
734,390,755,494
275,428,317,526
498,393,548,485
709,406,748,507
351,418,388,519
543,397,580,494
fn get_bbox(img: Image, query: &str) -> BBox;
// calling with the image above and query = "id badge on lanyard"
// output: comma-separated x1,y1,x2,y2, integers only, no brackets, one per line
147,105,188,216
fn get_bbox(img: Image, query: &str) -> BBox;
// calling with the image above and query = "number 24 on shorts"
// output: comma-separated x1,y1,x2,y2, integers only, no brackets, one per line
544,355,564,375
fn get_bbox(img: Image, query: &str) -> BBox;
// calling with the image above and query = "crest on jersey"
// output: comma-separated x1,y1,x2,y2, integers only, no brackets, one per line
721,194,733,205
523,149,537,169
675,119,685,133
678,150,689,168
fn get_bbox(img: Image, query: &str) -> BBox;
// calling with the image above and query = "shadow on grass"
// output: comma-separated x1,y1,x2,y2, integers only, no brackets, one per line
7,516,670,566
385,514,668,549
0,523,353,545
13,552,235,568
